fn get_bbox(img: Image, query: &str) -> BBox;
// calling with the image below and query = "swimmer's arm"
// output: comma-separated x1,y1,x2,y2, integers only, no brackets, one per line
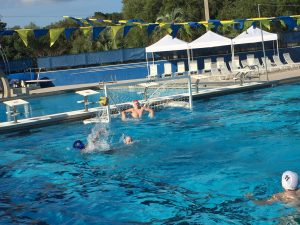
121,108,133,121
144,107,154,118
246,193,279,205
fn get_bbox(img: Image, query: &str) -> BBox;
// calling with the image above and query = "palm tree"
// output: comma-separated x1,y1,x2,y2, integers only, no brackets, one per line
156,8,185,23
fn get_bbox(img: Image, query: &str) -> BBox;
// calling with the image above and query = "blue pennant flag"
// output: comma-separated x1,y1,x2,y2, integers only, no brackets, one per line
33,29,48,38
278,16,297,30
123,26,133,37
208,19,222,31
0,30,15,35
170,24,182,38
188,22,202,28
92,27,106,40
64,28,78,40
127,19,144,24
147,24,159,36
234,19,246,30
66,17,84,26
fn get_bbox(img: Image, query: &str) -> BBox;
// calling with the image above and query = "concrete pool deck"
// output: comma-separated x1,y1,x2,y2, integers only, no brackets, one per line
1,68,300,134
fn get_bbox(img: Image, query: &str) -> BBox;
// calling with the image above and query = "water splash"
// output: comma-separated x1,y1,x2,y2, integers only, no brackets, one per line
83,123,111,153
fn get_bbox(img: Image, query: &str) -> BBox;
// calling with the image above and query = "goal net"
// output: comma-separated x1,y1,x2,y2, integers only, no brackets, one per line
104,76,193,116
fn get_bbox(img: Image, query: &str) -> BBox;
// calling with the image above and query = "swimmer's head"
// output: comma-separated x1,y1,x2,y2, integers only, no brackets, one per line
124,136,133,144
133,100,140,107
73,140,85,150
282,171,299,191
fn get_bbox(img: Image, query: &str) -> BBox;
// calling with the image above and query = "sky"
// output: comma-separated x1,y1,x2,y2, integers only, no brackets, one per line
0,0,123,28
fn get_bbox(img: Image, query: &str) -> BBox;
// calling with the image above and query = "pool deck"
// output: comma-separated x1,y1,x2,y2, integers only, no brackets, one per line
1,68,300,134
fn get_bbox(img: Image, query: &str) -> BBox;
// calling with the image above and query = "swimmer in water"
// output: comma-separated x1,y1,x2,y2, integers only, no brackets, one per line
123,135,133,144
121,100,154,121
246,171,300,206
73,134,133,151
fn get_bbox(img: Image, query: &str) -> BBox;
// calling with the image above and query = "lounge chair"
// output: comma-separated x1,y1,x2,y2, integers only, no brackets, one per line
261,58,280,72
210,62,225,80
203,58,212,73
240,59,260,80
246,54,255,66
189,60,199,75
174,61,186,76
216,57,226,71
272,55,292,70
283,53,300,69
230,56,241,71
219,64,233,80
147,64,159,80
162,63,173,78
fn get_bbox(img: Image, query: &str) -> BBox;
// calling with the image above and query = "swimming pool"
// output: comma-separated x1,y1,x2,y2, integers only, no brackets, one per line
1,83,300,224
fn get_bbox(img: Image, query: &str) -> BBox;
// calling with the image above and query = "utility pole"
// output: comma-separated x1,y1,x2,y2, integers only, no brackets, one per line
258,4,269,81
204,0,210,21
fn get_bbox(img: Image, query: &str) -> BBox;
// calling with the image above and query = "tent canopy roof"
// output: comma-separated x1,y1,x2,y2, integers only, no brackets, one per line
188,31,232,49
145,34,188,53
232,26,278,45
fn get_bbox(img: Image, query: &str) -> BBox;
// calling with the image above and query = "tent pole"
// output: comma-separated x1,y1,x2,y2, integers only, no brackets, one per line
152,52,154,65
276,38,279,56
231,40,234,64
187,48,191,74
146,53,149,77
258,4,269,81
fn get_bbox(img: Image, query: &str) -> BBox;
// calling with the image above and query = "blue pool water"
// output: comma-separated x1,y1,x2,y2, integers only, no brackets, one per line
1,83,300,224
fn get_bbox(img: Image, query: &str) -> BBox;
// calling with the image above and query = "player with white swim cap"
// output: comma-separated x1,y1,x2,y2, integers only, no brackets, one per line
246,171,300,206
282,171,299,191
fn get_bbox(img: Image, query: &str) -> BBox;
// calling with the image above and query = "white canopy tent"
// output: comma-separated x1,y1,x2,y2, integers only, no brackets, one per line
188,30,233,60
145,35,190,77
232,26,279,56
146,34,189,53
188,30,232,49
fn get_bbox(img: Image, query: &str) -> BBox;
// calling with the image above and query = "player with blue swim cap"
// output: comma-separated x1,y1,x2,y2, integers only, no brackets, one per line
73,135,133,151
73,140,85,150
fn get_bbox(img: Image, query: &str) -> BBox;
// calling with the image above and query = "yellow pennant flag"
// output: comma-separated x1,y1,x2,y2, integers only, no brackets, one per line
202,23,214,30
15,29,31,47
50,28,65,47
110,25,123,39
80,27,91,36
183,24,191,36
261,20,271,30
244,21,253,30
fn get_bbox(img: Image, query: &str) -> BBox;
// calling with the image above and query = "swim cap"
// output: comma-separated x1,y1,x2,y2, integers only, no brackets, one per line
133,100,139,104
73,140,85,150
282,171,299,190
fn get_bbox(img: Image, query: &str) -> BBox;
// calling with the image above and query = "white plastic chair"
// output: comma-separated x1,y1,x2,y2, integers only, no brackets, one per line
203,58,212,73
162,63,172,78
272,55,291,70
175,61,186,76
216,57,225,70
246,54,255,66
189,60,199,75
148,64,159,80
230,56,241,71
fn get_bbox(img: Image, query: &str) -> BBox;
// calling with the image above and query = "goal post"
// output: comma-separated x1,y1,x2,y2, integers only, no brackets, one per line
102,75,193,120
